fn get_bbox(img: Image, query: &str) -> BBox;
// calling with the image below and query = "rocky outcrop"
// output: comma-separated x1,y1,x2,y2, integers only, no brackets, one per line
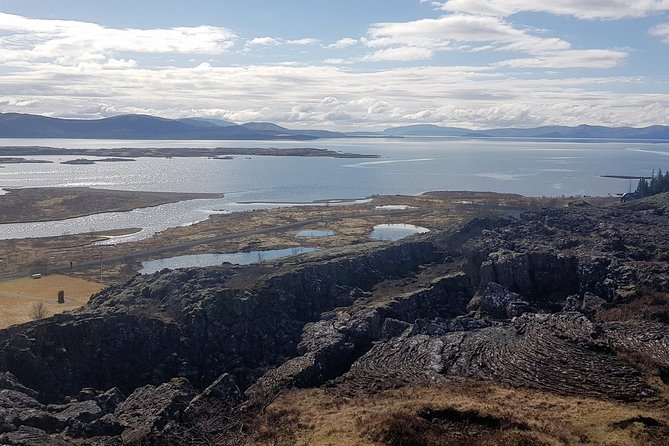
115,378,197,445
244,271,472,404
344,312,659,401
457,205,669,306
0,201,667,443
0,240,439,403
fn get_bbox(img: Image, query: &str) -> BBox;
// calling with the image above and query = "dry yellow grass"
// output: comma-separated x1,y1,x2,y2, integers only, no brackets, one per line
0,274,102,327
250,380,669,446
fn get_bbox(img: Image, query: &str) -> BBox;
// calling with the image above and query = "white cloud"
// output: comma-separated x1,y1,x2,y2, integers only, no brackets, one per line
321,96,340,105
287,38,319,45
0,13,237,66
246,37,282,46
1,59,664,130
246,37,319,47
365,14,569,50
322,58,346,65
650,23,669,43
497,49,628,69
0,97,38,107
328,37,359,49
0,12,663,130
361,14,626,69
436,0,669,20
361,46,434,62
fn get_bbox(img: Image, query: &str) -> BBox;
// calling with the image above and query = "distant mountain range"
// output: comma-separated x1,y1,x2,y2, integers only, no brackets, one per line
1,113,669,140
0,113,340,140
383,124,669,140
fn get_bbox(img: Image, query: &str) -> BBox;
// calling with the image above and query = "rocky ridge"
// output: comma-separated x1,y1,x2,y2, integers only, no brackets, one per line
0,198,667,444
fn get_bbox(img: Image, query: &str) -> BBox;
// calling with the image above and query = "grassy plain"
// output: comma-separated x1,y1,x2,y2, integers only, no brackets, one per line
0,274,102,327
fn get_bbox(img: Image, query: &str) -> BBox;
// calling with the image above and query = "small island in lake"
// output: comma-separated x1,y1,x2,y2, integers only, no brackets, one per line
60,157,136,165
0,157,52,164
0,146,378,159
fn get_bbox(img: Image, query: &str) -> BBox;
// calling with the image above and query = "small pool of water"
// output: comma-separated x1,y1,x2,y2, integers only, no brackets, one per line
295,229,335,237
374,205,416,210
140,247,317,274
370,224,430,241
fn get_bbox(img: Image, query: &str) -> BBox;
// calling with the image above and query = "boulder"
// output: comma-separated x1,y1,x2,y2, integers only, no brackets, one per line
381,318,411,340
54,400,103,424
468,282,520,319
115,377,196,445
0,373,38,399
185,373,242,419
64,413,123,439
581,292,608,317
0,425,73,446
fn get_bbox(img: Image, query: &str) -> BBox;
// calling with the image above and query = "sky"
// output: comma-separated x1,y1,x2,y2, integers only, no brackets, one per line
0,1,668,130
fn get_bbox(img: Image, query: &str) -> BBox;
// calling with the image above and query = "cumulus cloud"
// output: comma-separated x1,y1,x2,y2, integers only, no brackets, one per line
0,11,664,130
365,14,570,51
0,13,237,66
328,37,359,49
435,0,669,20
246,37,282,46
361,14,626,69
245,37,319,47
497,49,628,69
6,60,656,129
2,60,663,130
650,23,669,43
361,46,434,62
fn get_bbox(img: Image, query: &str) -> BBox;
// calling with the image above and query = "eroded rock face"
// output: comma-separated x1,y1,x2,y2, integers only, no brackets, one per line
0,201,666,443
345,312,659,401
0,241,439,402
459,206,669,304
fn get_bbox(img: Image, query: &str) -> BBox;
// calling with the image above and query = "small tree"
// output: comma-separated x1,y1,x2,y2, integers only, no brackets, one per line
635,168,669,198
636,177,650,197
30,302,47,320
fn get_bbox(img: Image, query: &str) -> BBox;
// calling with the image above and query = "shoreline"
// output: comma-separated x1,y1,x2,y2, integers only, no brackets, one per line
0,191,618,284
0,187,616,234
0,187,224,224
0,145,378,159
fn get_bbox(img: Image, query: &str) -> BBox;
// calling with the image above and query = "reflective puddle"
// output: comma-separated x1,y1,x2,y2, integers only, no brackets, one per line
140,247,317,274
370,224,430,241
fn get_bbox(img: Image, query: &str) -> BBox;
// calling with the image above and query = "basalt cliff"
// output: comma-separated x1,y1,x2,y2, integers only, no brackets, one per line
0,197,667,445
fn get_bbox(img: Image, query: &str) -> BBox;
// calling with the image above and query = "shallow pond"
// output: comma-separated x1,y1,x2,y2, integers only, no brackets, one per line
140,247,317,274
374,205,416,210
370,224,430,241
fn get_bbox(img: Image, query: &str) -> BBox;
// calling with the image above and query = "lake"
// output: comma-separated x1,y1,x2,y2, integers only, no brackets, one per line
0,137,667,240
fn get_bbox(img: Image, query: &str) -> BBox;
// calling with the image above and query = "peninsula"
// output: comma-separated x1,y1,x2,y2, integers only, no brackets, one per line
0,145,378,160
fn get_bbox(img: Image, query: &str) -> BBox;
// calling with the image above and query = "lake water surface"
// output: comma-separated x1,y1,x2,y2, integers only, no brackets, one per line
371,224,431,241
139,247,317,274
1,137,667,240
